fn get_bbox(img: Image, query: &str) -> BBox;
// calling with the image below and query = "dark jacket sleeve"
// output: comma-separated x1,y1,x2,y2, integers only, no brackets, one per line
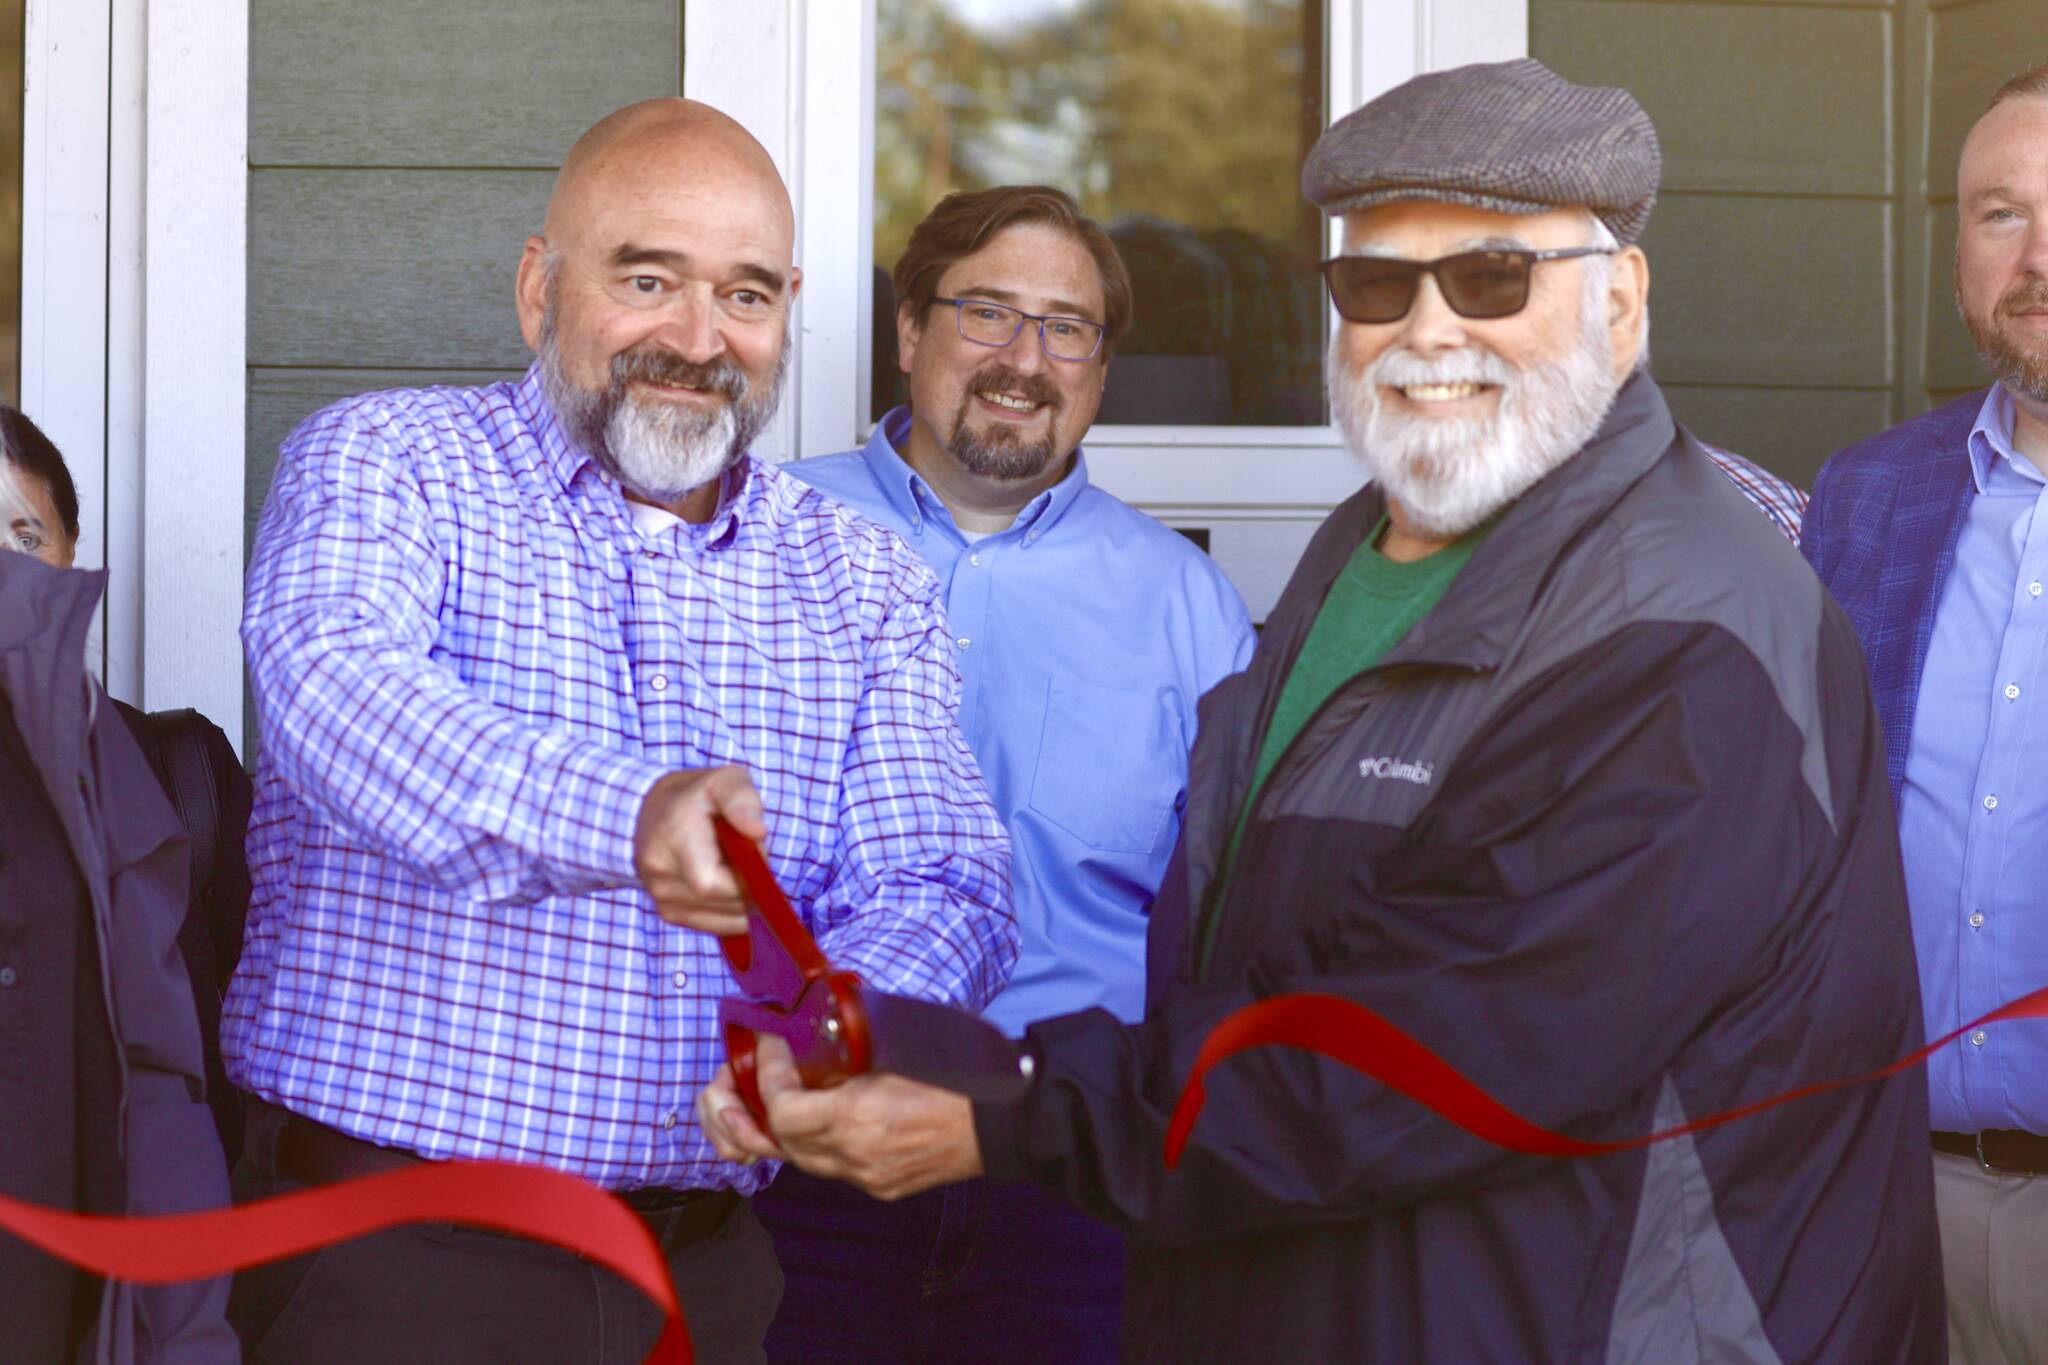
977,621,1861,1245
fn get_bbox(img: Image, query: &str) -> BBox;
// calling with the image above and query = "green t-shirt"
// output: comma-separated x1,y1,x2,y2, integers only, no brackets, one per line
1198,517,1486,975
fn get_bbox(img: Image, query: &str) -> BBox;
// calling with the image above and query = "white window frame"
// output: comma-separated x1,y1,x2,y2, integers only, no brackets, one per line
20,0,119,668
20,0,247,740
688,0,1523,608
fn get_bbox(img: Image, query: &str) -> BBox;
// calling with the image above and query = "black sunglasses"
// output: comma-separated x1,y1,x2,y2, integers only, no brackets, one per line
1319,246,1615,324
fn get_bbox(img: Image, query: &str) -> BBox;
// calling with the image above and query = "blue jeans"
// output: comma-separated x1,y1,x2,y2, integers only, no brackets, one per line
754,1166,1124,1365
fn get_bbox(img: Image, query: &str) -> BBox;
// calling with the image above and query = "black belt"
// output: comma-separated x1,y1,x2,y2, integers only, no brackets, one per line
1934,1129,2048,1177
273,1108,739,1241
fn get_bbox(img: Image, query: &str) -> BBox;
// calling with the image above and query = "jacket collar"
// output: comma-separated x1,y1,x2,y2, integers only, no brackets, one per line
0,545,100,656
0,552,101,765
0,552,115,911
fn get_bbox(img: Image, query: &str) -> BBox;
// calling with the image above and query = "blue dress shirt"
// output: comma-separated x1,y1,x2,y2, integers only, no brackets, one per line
1899,385,2048,1133
791,409,1254,1033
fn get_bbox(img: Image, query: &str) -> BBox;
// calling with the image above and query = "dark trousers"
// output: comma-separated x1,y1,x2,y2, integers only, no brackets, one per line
753,1165,1123,1365
228,1104,783,1365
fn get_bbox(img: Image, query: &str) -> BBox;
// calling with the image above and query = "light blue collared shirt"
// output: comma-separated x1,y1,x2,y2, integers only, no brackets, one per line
791,409,1255,1033
1899,385,2048,1133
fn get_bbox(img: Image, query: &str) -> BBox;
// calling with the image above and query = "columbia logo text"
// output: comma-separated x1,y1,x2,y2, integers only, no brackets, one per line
1358,756,1435,786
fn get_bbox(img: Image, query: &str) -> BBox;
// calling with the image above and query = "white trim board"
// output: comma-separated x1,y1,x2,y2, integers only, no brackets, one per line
139,0,248,735
19,0,248,741
21,0,119,680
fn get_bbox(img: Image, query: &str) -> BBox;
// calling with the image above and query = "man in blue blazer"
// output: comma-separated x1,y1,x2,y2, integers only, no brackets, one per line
1802,61,2048,1364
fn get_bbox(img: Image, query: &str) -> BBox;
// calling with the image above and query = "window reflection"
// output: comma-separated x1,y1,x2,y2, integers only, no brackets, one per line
874,0,1328,427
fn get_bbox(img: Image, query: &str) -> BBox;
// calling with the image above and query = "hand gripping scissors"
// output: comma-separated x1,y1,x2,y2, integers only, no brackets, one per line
712,819,1035,1129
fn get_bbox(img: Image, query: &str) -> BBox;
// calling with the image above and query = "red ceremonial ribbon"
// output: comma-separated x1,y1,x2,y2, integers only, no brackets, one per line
19,988,2048,1354
1165,983,2048,1168
0,1160,692,1364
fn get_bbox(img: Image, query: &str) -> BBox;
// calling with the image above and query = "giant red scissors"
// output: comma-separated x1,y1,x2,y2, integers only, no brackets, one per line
711,819,1032,1128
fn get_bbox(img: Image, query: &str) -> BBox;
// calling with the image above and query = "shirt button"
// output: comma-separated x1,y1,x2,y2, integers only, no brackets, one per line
2006,683,2022,701
663,1111,679,1130
1972,1031,1988,1048
969,552,981,567
0,965,15,987
672,969,688,988
650,674,669,692
2032,581,2044,598
1970,912,1986,929
1985,794,2000,811
956,636,971,650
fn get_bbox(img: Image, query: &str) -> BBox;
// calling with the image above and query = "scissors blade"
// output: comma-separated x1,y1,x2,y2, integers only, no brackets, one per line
861,990,1036,1105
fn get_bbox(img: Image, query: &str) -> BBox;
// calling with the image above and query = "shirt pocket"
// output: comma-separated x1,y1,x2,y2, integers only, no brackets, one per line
1027,678,1185,854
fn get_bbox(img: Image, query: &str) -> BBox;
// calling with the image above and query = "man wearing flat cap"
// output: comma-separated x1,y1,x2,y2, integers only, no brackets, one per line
700,59,1943,1362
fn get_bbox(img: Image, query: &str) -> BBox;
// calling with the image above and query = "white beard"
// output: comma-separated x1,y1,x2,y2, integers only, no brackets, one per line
1329,281,1623,538
602,388,740,503
537,300,790,505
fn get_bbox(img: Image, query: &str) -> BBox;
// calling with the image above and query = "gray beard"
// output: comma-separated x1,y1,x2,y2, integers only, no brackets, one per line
1329,279,1622,538
539,313,790,504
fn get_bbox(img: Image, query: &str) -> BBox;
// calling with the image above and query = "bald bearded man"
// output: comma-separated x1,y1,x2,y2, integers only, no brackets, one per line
226,100,1015,1365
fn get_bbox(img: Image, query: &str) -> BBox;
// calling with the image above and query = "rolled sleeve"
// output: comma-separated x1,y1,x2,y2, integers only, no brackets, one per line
812,568,1016,1011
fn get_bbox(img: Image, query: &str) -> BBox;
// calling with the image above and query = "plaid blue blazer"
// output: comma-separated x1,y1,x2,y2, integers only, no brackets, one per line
1800,391,1981,810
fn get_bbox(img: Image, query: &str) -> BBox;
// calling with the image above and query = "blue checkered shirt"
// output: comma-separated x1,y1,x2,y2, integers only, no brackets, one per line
227,366,1015,1193
1699,442,1808,544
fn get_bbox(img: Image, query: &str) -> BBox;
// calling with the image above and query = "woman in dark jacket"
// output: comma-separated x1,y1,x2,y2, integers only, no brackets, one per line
2,405,251,1160
1,416,240,1363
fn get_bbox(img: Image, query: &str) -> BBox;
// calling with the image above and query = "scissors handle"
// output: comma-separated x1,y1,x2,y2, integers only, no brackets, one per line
711,820,872,1129
720,974,871,1128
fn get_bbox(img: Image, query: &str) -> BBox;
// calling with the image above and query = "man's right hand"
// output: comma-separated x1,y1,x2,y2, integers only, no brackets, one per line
633,766,768,937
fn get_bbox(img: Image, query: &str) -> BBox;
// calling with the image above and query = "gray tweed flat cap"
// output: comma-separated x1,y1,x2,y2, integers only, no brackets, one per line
1302,58,1662,243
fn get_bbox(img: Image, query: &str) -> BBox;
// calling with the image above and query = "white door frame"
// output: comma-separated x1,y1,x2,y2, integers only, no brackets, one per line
687,0,1524,612
20,0,247,740
20,0,119,660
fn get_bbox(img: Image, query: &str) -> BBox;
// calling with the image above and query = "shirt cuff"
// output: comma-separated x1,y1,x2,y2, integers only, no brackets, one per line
533,737,672,888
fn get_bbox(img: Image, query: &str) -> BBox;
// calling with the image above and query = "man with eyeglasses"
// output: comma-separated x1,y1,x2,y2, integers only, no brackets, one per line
702,63,1938,1361
752,184,1253,1365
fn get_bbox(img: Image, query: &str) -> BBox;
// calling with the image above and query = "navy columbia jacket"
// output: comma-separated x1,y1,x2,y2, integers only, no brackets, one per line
974,374,1944,1363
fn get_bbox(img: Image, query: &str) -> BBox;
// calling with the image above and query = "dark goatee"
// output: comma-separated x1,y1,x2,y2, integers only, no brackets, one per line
947,364,1062,482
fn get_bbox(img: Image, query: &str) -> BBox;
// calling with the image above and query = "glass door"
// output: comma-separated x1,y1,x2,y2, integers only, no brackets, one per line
871,0,1331,430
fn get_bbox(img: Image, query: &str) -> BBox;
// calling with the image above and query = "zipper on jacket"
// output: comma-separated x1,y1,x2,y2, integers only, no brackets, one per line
1191,666,1386,983
1191,658,1488,983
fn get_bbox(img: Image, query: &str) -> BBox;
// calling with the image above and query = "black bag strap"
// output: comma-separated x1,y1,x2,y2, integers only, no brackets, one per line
148,707,224,901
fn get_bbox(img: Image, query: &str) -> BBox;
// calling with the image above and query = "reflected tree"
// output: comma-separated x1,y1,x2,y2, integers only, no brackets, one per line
875,0,1327,425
